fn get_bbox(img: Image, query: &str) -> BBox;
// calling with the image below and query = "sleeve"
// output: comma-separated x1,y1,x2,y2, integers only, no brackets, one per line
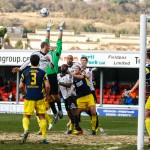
55,39,62,58
20,51,39,70
20,59,30,71
45,39,50,45
20,73,25,83
146,67,150,79
43,73,49,82
86,68,91,76
47,53,54,68
67,74,72,83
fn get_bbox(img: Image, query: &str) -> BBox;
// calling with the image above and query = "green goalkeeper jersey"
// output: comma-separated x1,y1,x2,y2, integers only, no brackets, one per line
45,39,62,75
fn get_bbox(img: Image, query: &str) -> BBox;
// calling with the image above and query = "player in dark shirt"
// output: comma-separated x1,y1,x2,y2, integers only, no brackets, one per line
19,54,50,144
72,65,97,135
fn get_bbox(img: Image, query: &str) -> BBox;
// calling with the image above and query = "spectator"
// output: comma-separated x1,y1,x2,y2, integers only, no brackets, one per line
2,80,12,92
8,92,16,101
110,81,120,95
122,89,137,105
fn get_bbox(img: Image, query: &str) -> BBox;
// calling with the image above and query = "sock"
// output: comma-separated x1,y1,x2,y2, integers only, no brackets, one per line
96,113,99,129
71,108,79,130
56,101,62,111
67,110,74,123
91,115,96,131
40,119,47,140
145,118,150,136
23,117,29,132
49,101,57,115
86,111,99,129
74,115,80,130
78,113,81,122
45,113,53,123
69,122,74,131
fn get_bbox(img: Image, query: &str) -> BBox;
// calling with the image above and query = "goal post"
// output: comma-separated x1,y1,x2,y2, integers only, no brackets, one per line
138,14,149,150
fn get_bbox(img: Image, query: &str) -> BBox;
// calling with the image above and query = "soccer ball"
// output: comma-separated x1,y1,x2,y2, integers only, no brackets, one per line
40,8,49,17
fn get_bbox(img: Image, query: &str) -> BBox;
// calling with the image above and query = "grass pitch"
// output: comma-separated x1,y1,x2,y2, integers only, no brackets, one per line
0,113,149,150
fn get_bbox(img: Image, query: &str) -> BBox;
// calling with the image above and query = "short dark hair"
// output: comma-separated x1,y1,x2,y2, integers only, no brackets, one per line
80,56,88,62
67,55,73,59
147,48,150,59
62,64,68,69
30,54,40,66
41,42,49,49
75,65,81,70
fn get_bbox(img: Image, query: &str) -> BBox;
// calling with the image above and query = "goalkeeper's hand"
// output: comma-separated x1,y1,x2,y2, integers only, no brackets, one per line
58,20,65,27
47,20,54,28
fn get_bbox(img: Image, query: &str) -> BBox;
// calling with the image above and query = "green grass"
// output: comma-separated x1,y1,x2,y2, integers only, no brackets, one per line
0,114,149,150
0,114,138,134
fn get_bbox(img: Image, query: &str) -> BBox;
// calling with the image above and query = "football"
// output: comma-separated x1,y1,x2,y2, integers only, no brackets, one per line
40,8,49,17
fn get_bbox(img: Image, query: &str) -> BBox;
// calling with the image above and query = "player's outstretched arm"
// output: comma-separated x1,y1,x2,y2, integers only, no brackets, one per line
45,19,54,40
58,20,65,40
12,67,21,73
127,80,139,93
12,59,30,73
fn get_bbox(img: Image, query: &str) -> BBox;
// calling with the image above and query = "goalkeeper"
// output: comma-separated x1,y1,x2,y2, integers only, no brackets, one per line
45,20,65,123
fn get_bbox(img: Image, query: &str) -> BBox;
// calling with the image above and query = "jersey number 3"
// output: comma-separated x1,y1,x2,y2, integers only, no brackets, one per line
31,72,36,85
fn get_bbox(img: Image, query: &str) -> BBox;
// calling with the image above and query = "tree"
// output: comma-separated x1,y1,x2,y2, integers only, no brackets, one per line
15,40,23,49
0,27,7,49
0,27,7,38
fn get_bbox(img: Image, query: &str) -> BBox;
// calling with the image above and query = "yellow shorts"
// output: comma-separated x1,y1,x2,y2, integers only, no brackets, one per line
145,97,150,109
24,99,46,115
77,94,95,109
45,100,50,110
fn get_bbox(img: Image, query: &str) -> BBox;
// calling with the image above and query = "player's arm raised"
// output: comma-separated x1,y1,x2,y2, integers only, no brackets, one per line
45,19,53,41
58,20,65,40
12,59,30,73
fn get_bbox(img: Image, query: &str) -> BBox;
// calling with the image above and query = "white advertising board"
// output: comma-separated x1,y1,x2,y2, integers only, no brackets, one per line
0,50,140,68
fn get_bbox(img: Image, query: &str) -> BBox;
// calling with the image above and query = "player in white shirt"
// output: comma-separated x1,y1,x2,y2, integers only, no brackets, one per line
57,64,81,135
66,55,81,73
12,42,54,73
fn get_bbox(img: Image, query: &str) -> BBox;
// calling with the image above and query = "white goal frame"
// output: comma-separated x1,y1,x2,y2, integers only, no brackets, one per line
138,14,150,150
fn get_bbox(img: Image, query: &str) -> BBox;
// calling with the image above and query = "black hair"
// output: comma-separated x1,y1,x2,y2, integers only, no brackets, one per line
80,56,88,62
30,54,40,66
67,55,73,59
62,64,68,69
75,65,81,70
